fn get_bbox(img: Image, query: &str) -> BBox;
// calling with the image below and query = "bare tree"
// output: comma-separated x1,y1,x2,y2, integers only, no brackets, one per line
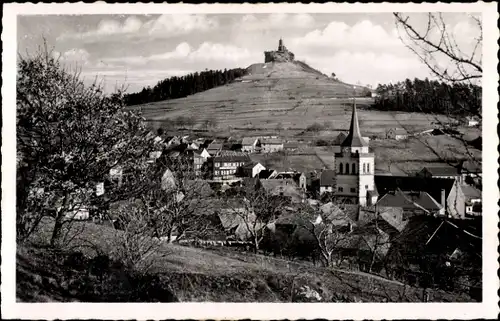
223,182,285,252
394,13,482,87
295,202,352,267
139,157,217,243
393,12,482,182
110,198,164,272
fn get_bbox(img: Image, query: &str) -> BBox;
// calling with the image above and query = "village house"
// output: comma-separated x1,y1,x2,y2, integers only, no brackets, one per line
241,137,261,153
192,148,211,178
211,151,251,182
386,127,409,140
374,175,454,212
465,116,480,127
376,189,445,220
331,132,347,153
319,169,336,195
283,141,300,152
239,161,266,178
459,160,482,185
417,165,461,180
166,136,182,147
257,169,278,179
272,171,307,191
261,137,284,153
447,181,482,219
207,139,224,156
260,178,304,204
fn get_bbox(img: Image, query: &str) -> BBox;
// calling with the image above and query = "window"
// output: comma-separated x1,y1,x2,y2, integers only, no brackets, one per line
215,163,220,168
352,163,356,174
339,163,343,174
367,163,370,173
338,187,344,192
350,188,356,193
363,163,366,173
346,163,350,174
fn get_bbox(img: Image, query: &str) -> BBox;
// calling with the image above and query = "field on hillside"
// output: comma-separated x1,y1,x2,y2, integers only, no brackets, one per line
18,219,473,303
132,62,454,134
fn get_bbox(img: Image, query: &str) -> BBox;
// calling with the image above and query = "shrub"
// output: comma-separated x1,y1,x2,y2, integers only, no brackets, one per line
306,122,324,132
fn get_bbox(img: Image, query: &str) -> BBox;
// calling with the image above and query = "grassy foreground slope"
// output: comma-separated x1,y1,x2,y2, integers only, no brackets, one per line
17,219,473,302
131,61,449,134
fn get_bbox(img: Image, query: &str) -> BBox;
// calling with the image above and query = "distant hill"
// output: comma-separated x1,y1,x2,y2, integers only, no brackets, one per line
129,58,459,136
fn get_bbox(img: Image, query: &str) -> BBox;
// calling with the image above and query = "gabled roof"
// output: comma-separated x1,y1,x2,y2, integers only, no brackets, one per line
320,170,336,186
261,138,283,145
341,102,368,148
423,165,460,176
375,175,454,203
389,127,408,135
284,142,300,149
461,160,481,173
260,179,302,202
213,151,251,162
376,190,442,212
333,132,347,145
241,137,259,146
460,184,481,199
241,161,264,169
258,169,276,179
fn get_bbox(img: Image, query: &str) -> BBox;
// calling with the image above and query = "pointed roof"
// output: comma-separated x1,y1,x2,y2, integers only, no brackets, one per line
341,100,368,148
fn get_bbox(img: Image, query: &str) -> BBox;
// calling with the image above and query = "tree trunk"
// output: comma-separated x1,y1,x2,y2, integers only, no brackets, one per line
50,211,64,247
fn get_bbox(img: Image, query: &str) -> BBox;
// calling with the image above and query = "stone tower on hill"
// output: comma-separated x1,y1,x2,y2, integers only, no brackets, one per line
333,99,378,206
264,38,295,63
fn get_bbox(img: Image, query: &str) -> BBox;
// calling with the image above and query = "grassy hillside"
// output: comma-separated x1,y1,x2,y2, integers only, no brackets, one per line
130,61,452,135
18,219,473,302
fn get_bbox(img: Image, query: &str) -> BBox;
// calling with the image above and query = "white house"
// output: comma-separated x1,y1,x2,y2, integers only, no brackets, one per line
466,116,480,127
447,181,482,219
261,138,284,153
241,137,261,153
319,170,336,195
241,162,266,178
386,127,408,140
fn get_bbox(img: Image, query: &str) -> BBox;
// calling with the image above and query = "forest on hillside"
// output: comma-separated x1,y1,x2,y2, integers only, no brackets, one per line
373,78,481,117
124,68,248,106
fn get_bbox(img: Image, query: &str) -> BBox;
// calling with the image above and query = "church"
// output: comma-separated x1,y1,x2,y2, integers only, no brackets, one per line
332,100,378,206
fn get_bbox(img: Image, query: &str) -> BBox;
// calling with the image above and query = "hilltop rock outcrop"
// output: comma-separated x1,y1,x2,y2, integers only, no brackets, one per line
264,38,295,63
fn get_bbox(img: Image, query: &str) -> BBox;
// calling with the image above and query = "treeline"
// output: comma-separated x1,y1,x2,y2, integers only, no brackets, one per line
373,78,481,116
124,68,248,106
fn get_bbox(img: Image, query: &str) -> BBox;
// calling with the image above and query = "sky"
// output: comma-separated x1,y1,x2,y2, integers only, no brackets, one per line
17,13,482,94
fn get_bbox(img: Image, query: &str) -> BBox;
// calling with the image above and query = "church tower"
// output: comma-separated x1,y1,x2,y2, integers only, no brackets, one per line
278,38,284,52
334,99,377,206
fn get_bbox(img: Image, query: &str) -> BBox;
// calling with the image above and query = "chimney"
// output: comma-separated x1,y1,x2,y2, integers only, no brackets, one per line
441,189,446,210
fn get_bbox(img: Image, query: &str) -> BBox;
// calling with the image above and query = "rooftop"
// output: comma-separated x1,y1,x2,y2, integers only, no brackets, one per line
213,151,251,162
261,138,283,145
341,102,368,148
460,184,481,199
376,189,442,212
241,137,260,145
389,127,408,135
375,175,454,202
423,165,460,176
320,170,336,186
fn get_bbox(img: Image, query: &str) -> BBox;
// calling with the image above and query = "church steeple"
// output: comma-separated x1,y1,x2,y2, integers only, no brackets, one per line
341,98,368,148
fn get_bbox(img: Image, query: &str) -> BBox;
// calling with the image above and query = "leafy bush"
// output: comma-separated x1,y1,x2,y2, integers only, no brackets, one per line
306,122,324,132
